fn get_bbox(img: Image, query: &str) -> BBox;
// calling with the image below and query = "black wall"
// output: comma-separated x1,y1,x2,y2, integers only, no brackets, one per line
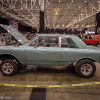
18,23,33,33
95,12,100,34
0,17,9,33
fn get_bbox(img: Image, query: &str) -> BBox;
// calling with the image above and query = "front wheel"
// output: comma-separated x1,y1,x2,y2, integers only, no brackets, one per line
0,59,18,76
75,59,96,78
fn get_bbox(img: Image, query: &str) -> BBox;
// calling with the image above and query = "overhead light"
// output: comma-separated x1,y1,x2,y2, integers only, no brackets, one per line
66,11,67,12
72,1,73,2
59,0,60,2
64,14,65,15
84,1,86,2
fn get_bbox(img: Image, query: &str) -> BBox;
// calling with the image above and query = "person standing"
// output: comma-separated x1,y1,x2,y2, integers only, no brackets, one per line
26,32,32,40
5,33,11,45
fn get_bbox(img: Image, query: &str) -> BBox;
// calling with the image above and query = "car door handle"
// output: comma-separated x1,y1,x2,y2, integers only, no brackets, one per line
54,52,60,54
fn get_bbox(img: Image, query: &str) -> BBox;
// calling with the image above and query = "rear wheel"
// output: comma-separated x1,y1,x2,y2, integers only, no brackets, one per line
75,59,96,78
0,59,18,76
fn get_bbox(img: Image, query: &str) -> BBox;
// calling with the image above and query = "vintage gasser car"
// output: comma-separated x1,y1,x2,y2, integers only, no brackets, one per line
0,24,100,78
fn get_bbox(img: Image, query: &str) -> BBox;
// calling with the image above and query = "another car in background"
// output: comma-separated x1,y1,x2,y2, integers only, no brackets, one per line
82,38,100,45
94,34,100,40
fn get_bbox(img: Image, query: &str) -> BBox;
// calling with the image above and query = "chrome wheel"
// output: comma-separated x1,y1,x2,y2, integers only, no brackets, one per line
2,63,13,74
81,64,92,75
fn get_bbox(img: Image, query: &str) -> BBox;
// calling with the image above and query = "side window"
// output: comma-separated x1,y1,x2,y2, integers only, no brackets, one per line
66,38,75,45
38,36,59,47
38,36,49,46
49,37,59,47
61,38,69,48
61,37,78,48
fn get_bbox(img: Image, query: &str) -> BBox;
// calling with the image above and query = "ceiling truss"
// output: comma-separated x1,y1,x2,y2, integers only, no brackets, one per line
0,0,100,30
0,0,40,27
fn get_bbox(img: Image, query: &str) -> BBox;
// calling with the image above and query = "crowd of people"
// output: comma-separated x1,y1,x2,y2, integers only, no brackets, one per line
77,33,96,39
0,31,99,45
0,32,34,45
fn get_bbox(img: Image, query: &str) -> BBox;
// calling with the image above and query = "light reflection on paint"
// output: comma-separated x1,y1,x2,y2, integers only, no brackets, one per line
8,30,10,32
18,40,22,42
64,48,69,51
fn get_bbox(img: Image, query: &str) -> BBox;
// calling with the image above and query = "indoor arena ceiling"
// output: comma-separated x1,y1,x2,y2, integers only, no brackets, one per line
0,0,100,30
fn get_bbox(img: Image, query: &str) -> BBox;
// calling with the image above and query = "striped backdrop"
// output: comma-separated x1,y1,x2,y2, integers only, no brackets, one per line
9,19,18,30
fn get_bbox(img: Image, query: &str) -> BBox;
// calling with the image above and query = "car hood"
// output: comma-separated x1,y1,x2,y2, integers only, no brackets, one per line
0,24,28,44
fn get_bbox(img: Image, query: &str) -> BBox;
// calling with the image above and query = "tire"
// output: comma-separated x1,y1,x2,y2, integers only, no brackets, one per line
75,59,96,78
0,59,18,76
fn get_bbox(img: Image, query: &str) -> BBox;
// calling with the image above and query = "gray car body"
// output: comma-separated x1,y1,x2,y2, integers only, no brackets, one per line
0,24,100,67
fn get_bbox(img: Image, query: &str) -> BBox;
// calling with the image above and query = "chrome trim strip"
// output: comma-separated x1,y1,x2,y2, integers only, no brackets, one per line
26,52,60,55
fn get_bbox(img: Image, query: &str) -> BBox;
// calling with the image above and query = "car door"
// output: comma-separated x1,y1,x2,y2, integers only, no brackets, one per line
26,36,60,65
60,37,81,66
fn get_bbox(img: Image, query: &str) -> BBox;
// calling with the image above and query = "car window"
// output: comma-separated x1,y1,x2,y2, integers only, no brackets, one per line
38,36,59,47
61,37,78,48
30,39,38,46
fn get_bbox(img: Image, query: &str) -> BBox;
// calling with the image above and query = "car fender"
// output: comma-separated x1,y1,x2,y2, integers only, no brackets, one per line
74,57,97,67
0,53,24,64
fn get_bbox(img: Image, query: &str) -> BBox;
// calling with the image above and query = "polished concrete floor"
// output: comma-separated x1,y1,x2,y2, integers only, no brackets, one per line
0,42,100,100
0,64,100,100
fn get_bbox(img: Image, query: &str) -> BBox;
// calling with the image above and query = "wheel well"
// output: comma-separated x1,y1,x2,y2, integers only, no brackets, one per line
75,58,96,67
0,54,21,64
